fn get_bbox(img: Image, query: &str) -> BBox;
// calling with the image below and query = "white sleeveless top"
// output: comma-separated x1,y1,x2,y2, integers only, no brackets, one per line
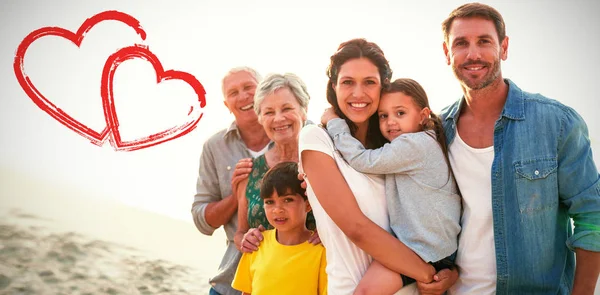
299,125,417,295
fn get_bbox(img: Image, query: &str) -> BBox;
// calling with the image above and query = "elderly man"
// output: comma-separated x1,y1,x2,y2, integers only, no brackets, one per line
192,67,271,295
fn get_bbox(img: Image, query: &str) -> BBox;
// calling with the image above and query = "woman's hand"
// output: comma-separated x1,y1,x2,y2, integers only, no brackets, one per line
232,158,253,195
416,267,459,295
240,225,266,253
308,230,321,245
297,172,308,191
321,107,340,126
296,173,321,246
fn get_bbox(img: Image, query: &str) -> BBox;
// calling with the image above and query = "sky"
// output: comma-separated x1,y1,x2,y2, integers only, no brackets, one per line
0,0,599,222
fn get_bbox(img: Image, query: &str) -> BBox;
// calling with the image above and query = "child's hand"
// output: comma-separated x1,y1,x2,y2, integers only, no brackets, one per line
321,107,339,126
240,225,266,253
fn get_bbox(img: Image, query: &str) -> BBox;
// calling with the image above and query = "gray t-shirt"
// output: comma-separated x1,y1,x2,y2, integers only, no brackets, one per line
192,121,269,295
326,118,461,263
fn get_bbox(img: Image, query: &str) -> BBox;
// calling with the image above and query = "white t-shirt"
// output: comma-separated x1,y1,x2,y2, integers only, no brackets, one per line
248,144,270,158
448,131,497,295
299,125,417,295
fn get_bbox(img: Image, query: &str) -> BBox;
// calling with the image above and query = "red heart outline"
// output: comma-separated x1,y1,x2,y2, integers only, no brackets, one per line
13,11,147,146
101,45,206,152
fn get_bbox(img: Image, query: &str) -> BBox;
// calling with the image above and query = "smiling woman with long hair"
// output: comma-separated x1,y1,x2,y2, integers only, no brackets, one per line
298,38,435,295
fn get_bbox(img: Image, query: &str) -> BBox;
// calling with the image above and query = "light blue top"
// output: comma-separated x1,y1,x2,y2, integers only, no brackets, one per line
441,79,600,294
326,118,461,263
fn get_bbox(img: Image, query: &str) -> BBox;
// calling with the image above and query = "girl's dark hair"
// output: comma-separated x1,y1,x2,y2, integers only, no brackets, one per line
326,38,392,149
260,162,306,200
383,78,454,181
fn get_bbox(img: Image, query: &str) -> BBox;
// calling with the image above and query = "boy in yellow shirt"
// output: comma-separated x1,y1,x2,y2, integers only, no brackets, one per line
232,161,327,295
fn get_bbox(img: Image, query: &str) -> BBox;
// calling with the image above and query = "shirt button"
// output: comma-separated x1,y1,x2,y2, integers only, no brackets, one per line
534,170,540,176
227,166,231,171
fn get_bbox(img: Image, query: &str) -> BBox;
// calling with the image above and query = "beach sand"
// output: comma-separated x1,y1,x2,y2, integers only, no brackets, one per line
0,167,226,294
1,167,598,294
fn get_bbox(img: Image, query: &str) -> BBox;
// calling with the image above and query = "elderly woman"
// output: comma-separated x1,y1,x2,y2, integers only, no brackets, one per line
233,73,314,251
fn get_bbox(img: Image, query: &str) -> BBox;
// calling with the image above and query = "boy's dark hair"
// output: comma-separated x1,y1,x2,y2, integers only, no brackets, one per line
259,162,307,200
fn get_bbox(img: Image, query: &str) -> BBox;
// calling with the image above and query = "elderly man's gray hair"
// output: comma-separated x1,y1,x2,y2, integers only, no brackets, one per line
221,66,262,96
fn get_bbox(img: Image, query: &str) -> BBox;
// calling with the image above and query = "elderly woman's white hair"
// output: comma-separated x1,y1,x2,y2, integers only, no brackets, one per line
253,73,310,116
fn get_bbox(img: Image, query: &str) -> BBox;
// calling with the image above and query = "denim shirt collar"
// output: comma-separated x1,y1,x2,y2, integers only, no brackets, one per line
502,79,525,121
444,78,526,126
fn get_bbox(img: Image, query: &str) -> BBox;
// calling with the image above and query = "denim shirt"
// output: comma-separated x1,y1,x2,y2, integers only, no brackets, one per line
440,79,600,294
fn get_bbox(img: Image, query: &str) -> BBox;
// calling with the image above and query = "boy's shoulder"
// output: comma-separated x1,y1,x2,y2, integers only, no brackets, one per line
262,229,277,242
263,229,326,252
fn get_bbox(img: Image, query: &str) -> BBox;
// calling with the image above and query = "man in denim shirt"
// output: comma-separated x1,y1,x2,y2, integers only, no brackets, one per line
191,67,271,295
437,3,600,294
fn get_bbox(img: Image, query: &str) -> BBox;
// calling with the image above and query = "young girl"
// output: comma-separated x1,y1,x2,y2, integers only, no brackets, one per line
232,161,327,295
321,78,461,294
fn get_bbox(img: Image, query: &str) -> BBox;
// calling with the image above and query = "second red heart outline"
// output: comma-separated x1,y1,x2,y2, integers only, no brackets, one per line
101,44,206,152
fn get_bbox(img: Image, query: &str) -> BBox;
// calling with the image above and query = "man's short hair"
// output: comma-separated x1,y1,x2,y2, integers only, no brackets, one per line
221,66,262,96
442,2,506,45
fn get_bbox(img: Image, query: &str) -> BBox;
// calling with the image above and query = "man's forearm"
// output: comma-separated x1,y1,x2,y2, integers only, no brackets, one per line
204,194,238,228
572,248,600,295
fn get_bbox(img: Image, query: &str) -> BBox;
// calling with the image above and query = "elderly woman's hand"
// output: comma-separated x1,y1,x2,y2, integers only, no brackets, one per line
231,158,253,195
308,230,321,245
240,225,266,253
321,107,340,126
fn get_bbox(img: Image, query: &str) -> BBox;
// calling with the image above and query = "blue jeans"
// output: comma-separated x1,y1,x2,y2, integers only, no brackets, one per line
209,287,221,295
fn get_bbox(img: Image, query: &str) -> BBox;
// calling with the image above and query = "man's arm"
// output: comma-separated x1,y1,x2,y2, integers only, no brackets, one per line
326,118,426,174
573,249,600,295
558,108,600,294
191,141,238,235
203,194,238,228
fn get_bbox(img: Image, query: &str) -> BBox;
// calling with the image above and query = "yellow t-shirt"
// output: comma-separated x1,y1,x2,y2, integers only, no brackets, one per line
232,229,327,295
